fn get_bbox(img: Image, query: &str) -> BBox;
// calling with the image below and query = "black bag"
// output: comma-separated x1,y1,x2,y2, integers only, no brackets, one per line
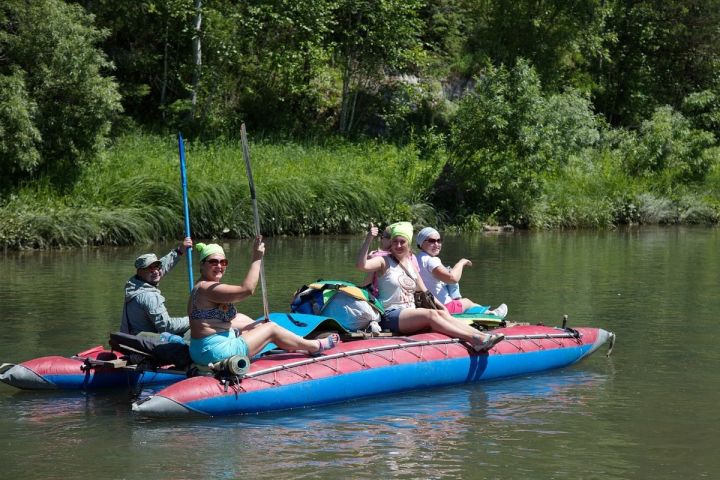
109,332,192,370
414,290,438,310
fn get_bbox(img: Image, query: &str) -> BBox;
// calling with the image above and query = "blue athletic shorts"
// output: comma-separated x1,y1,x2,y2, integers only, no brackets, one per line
189,329,249,365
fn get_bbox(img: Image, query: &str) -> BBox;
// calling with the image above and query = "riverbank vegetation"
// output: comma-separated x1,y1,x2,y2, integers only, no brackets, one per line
2,0,720,248
0,135,442,248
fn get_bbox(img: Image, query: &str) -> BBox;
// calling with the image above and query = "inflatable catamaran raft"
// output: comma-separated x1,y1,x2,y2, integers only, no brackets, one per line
132,323,615,417
0,310,503,392
0,280,507,392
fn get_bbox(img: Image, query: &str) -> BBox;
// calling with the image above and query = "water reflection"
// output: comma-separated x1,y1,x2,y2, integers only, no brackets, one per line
114,369,611,479
0,389,135,479
1,227,719,479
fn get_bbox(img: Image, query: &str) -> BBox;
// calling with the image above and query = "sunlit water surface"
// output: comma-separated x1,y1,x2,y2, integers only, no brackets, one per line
1,227,718,479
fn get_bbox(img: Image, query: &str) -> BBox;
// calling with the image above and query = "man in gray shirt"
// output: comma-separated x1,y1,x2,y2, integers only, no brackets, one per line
121,238,192,336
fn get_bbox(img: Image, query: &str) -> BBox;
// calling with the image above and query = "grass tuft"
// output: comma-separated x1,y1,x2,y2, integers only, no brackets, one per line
0,134,433,248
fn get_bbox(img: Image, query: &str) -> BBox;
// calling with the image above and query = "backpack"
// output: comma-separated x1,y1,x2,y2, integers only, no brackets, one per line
290,280,384,331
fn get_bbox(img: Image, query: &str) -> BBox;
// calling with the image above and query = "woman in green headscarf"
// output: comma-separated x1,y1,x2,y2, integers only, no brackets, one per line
188,237,339,365
356,222,504,352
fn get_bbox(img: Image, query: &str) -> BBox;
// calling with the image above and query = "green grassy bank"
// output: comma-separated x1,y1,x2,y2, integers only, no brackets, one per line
1,133,719,250
0,134,440,249
529,150,720,229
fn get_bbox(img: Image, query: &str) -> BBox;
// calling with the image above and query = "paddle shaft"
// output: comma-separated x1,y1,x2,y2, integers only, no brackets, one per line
177,132,194,292
240,123,270,321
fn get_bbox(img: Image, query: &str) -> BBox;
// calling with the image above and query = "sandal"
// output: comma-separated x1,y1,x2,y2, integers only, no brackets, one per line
311,333,340,356
472,333,505,352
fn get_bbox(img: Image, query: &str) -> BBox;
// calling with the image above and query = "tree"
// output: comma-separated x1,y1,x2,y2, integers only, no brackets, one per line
209,0,337,134
190,0,202,117
462,0,611,92
79,0,337,135
329,0,425,133
442,60,600,224
0,70,41,180
593,1,720,127
0,0,121,185
73,0,196,125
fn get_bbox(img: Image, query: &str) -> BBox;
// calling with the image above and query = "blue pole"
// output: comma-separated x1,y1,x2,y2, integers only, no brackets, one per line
177,132,194,292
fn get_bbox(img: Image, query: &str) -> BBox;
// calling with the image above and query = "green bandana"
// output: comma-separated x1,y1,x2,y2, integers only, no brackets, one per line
196,243,225,261
388,221,413,243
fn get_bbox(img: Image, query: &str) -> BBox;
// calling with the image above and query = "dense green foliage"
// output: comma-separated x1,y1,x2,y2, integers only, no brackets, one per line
0,0,121,186
1,0,720,248
443,61,601,225
0,135,440,248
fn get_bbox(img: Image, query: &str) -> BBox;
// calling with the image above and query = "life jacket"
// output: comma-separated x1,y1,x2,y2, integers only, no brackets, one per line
290,280,384,331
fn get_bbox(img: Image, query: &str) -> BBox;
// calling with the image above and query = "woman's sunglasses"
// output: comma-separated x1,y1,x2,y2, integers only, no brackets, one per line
204,258,229,266
425,238,442,245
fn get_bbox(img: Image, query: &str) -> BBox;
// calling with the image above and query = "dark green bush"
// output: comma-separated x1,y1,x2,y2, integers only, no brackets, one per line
0,0,121,187
444,60,601,225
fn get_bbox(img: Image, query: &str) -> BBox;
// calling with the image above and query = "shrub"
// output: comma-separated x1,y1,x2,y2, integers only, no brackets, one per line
627,106,718,188
530,149,635,229
444,59,601,225
0,0,121,185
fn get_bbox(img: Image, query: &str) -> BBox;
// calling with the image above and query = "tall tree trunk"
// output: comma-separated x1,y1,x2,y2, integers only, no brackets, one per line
190,0,202,118
339,60,351,133
348,88,359,133
160,19,169,119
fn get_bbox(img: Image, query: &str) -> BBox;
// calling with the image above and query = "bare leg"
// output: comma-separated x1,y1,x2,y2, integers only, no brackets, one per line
241,322,337,358
398,308,503,351
398,308,475,341
460,298,478,312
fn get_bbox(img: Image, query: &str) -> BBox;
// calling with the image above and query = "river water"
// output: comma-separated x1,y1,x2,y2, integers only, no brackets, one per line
0,227,718,479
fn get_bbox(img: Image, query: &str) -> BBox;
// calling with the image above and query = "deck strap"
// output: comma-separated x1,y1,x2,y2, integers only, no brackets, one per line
78,358,129,370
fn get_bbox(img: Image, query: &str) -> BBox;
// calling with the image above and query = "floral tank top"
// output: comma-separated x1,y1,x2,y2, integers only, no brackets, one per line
376,256,416,311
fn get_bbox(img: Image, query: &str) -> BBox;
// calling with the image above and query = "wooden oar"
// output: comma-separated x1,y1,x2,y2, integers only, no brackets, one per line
240,123,270,322
177,132,194,292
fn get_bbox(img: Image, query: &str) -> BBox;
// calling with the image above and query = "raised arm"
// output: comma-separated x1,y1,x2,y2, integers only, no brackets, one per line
158,237,193,276
356,223,385,272
202,236,265,304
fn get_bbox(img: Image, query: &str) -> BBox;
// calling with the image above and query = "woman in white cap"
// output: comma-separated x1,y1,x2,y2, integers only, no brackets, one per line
415,226,507,317
188,237,339,365
356,222,504,352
